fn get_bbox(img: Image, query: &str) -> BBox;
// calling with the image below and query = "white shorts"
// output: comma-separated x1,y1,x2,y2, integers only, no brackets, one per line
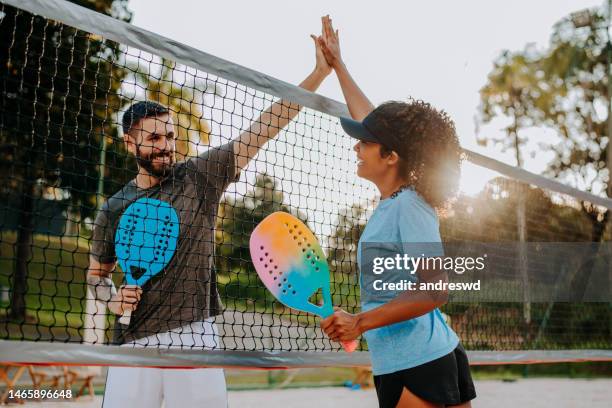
103,320,227,408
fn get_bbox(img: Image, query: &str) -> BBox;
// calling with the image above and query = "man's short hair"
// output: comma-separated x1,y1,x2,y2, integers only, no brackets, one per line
122,101,170,136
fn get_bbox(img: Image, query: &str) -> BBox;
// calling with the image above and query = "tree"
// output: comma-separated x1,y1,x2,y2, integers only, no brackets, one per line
478,5,610,241
0,1,132,321
478,50,541,167
327,203,369,275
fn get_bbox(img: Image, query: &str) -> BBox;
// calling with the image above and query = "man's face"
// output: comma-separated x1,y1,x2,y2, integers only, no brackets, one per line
127,113,176,178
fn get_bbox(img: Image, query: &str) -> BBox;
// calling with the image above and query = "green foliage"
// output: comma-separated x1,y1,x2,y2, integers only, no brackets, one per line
0,231,91,340
327,203,368,275
0,0,133,218
479,6,610,210
0,0,133,320
476,8,610,349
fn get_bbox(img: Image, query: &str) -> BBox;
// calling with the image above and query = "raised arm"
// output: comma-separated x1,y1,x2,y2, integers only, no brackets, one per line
232,36,332,176
319,15,374,120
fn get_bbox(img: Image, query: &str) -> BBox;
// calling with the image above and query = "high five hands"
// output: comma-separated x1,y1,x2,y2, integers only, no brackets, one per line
311,23,332,77
312,15,344,73
315,15,365,343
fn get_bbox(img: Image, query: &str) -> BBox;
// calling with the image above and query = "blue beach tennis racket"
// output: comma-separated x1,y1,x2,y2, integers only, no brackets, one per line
114,198,180,325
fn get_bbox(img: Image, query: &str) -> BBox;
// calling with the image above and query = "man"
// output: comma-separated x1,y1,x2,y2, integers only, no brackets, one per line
88,36,332,407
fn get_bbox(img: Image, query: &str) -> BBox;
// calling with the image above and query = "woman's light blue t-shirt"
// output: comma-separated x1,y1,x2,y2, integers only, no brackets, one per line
357,188,459,376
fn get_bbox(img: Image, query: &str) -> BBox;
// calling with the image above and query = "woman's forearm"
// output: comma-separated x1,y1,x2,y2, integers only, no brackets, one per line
357,291,448,333
334,62,375,120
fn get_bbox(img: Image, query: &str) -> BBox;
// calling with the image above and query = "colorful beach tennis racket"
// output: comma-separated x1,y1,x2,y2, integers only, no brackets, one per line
249,211,358,353
114,198,180,325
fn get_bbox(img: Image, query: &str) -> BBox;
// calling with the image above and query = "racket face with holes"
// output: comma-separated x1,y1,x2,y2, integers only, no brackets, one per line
114,198,180,287
249,211,334,318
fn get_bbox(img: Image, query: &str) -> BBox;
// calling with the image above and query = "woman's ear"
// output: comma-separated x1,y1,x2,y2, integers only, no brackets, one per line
386,151,400,166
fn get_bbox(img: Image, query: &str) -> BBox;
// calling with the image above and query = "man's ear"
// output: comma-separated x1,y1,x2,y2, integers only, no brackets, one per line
123,132,136,155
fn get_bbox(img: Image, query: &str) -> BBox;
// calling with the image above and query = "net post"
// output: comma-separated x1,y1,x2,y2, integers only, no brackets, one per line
517,193,531,326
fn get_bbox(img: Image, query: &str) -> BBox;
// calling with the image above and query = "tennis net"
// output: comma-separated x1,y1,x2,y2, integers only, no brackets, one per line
0,0,610,367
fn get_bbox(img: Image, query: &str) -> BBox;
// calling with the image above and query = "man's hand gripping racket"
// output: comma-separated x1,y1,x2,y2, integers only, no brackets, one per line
114,198,179,325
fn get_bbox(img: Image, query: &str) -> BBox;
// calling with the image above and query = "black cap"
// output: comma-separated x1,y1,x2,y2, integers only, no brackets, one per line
340,106,407,157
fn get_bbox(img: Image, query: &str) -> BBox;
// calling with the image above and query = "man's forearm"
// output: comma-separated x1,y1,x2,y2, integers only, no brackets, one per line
246,68,327,141
233,68,328,173
334,62,374,121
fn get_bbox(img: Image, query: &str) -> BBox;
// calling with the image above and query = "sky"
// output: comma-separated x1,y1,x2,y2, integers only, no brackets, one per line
126,0,603,198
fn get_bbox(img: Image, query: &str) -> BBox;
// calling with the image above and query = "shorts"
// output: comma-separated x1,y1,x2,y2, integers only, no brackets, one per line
373,343,476,407
103,319,227,408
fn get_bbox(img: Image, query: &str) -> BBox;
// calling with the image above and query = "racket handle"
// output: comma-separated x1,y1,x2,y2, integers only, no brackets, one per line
118,310,131,325
341,339,358,353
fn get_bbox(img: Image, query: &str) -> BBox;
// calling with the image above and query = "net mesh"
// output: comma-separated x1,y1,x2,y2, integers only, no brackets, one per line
0,2,609,362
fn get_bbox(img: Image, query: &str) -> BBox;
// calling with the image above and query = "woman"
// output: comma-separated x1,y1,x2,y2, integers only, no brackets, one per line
318,16,476,408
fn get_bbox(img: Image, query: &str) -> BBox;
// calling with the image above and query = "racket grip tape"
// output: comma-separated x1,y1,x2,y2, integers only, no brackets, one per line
118,310,131,325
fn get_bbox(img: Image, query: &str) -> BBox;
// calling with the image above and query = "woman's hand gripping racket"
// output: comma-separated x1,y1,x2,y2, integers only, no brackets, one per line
249,212,358,352
114,198,179,325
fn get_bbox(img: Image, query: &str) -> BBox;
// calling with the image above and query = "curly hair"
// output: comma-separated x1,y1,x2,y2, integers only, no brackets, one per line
374,99,462,211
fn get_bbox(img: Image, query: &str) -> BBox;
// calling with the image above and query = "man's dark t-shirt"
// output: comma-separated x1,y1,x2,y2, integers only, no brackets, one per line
90,143,237,344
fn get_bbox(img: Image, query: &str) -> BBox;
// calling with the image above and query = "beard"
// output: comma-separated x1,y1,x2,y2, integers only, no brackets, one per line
136,146,174,178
